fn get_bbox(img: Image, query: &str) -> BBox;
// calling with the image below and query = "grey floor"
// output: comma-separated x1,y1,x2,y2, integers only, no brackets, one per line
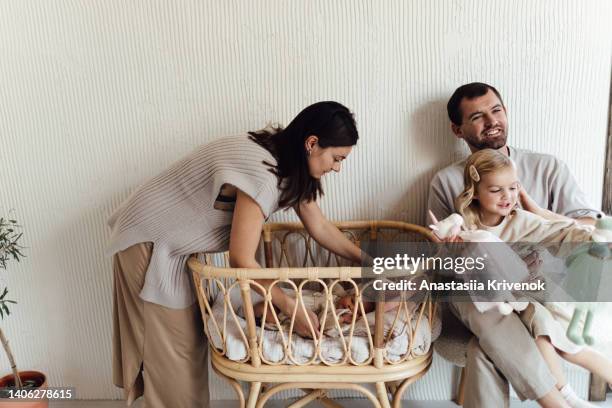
49,395,612,407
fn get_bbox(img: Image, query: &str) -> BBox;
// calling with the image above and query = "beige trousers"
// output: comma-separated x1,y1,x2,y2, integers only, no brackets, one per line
112,242,209,408
451,301,557,407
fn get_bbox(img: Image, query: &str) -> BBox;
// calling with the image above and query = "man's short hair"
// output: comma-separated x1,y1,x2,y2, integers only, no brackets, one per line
447,82,505,125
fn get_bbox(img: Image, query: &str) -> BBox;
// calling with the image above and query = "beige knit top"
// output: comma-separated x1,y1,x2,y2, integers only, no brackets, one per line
476,208,594,244
107,135,281,308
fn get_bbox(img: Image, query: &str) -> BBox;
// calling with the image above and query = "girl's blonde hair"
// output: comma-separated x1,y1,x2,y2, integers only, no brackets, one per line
454,149,515,228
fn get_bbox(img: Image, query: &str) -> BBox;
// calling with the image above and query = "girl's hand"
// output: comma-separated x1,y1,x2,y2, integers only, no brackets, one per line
443,234,463,243
519,187,542,214
428,210,463,243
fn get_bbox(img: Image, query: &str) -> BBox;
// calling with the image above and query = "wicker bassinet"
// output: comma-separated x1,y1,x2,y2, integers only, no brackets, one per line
188,220,437,408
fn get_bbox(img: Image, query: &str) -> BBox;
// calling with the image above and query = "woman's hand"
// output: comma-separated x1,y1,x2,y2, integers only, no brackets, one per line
286,299,320,338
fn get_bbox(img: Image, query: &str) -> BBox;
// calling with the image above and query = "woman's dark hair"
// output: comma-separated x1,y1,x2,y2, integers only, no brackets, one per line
249,101,359,208
447,82,504,125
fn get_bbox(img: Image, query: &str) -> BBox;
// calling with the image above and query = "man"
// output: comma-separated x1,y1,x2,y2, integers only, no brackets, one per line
429,82,597,224
427,82,600,408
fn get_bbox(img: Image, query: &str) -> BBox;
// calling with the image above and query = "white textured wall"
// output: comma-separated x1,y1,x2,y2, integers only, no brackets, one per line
0,0,610,401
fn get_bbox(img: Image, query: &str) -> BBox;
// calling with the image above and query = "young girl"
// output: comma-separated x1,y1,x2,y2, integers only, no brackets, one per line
450,148,612,408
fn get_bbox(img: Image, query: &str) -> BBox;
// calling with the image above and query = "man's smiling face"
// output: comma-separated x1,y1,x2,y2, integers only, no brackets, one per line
452,89,508,152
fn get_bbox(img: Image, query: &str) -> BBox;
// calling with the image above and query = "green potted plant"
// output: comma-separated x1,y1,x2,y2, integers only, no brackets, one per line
0,216,47,408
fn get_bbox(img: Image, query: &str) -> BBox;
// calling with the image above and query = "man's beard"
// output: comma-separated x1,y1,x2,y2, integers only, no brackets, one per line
466,131,507,150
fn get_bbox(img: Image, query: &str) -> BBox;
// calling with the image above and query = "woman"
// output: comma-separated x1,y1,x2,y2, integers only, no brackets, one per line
108,101,365,407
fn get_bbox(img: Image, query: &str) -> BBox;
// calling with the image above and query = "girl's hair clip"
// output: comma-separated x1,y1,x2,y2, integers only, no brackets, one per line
468,165,480,182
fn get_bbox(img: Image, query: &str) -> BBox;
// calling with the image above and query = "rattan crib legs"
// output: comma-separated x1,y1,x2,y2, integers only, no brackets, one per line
288,389,326,407
210,378,433,407
391,370,429,408
212,365,245,407
247,382,262,408
317,396,344,408
254,382,384,408
211,366,394,407
210,379,433,407
376,382,392,408
299,389,343,408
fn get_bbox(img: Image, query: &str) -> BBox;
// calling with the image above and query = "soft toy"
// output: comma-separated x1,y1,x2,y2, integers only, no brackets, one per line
564,216,612,345
429,211,529,315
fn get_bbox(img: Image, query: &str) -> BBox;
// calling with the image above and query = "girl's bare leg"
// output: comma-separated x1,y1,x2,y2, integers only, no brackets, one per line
535,336,567,389
535,336,600,407
559,347,612,385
